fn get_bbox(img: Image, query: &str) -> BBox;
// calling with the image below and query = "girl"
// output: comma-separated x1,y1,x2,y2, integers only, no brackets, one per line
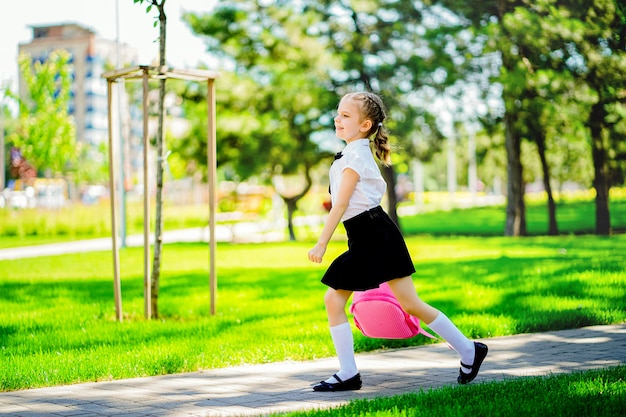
308,91,488,392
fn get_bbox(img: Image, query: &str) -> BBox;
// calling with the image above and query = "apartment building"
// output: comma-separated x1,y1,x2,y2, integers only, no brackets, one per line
18,23,138,148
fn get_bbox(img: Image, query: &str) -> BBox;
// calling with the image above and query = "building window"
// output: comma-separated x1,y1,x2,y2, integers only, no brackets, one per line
33,28,49,39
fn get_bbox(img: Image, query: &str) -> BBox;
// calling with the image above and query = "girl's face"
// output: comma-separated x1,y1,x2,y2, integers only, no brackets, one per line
334,97,373,143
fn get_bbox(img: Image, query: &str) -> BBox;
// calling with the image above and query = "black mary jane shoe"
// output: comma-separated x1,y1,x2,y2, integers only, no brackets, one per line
313,373,362,392
458,342,488,385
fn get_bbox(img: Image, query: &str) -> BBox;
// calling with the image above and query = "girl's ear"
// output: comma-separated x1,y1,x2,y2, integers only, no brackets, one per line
360,119,373,132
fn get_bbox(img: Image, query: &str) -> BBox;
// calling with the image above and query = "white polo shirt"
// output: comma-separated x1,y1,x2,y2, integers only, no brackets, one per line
329,139,387,221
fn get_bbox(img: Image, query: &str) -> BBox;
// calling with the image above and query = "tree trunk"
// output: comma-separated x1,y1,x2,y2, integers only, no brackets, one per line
150,2,167,318
381,165,400,231
277,166,313,242
497,4,526,237
504,111,526,236
536,133,558,235
589,101,611,235
285,199,297,241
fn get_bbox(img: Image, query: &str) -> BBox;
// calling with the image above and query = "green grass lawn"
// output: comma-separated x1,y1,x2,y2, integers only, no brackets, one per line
282,366,626,417
1,195,625,249
1,234,625,392
1,198,625,416
400,199,626,236
0,202,209,248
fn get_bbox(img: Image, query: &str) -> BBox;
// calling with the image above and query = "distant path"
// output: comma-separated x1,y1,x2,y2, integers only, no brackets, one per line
0,220,293,261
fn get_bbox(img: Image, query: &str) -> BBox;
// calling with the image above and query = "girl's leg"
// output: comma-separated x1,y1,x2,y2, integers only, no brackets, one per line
386,277,440,323
325,287,353,327
386,277,487,381
323,288,358,382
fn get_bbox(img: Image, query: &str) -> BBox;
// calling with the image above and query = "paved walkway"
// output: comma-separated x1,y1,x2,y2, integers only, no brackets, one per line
1,324,625,417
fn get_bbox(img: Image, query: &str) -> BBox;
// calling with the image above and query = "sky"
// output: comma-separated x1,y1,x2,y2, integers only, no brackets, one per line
0,0,218,89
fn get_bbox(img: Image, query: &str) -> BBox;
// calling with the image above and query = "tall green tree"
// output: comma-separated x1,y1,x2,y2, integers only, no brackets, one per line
171,72,275,181
491,18,564,235
184,1,338,240
428,0,572,236
186,0,468,231
305,0,473,227
553,0,626,235
434,0,529,236
496,0,626,235
434,0,626,236
6,50,76,178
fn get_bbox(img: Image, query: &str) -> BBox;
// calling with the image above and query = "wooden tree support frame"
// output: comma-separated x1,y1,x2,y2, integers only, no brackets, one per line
103,66,220,322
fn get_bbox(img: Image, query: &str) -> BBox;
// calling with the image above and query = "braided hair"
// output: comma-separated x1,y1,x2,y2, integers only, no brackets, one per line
343,92,392,166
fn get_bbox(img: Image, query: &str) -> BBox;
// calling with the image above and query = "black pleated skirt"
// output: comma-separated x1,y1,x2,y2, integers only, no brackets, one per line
321,206,416,291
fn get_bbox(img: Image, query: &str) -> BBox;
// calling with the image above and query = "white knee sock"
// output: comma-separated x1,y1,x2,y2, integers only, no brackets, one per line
326,322,358,383
427,312,475,373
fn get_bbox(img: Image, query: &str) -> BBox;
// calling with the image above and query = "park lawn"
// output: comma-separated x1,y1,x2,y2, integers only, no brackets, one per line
281,365,626,417
1,234,625,391
1,196,625,249
400,199,626,236
0,202,209,248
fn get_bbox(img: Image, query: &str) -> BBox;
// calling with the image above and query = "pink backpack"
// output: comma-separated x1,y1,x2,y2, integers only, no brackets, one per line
350,282,436,340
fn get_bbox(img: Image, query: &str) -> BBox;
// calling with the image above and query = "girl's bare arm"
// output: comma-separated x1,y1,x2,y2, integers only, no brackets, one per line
308,168,359,263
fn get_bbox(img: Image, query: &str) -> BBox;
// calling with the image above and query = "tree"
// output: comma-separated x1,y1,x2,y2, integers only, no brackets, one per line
170,72,274,180
555,0,626,235
304,0,476,227
425,0,532,235
134,0,168,318
493,20,565,235
498,0,626,236
6,50,76,178
186,1,470,232
434,0,626,236
494,0,626,235
184,1,339,240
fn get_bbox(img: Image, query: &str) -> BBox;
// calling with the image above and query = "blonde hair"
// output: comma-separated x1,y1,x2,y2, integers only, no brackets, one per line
343,91,392,166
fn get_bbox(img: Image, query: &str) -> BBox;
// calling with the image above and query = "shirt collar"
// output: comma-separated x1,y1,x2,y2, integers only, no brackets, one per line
343,138,370,153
